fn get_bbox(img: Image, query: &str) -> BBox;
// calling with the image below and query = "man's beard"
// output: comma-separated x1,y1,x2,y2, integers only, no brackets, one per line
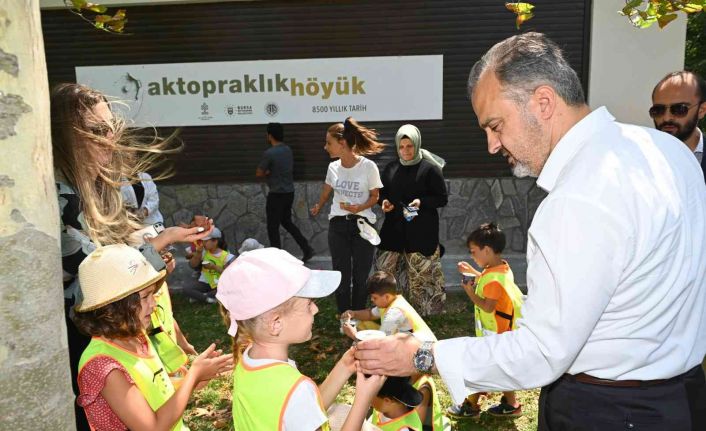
510,110,544,178
511,161,535,178
657,113,699,143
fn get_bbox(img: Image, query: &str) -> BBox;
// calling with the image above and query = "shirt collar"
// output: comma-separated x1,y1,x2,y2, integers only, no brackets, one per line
536,106,615,193
696,128,703,154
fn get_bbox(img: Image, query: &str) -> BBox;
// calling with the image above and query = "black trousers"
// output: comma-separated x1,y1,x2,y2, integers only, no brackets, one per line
266,192,310,252
538,365,706,431
328,216,375,313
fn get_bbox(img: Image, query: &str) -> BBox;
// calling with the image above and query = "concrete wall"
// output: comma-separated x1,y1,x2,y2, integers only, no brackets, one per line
588,2,687,127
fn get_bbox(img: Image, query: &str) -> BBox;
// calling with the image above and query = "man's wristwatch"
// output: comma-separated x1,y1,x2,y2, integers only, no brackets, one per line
413,341,435,374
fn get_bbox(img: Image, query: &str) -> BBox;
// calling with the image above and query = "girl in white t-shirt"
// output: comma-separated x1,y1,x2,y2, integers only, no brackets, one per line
217,247,385,431
311,117,385,314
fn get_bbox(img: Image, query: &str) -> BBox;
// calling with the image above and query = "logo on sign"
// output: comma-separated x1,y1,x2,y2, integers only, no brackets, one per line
265,102,279,117
201,103,209,115
225,105,235,116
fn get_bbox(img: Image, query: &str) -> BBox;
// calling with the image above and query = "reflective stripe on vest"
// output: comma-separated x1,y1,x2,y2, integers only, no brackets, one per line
77,336,188,431
412,375,451,431
149,282,188,373
379,296,437,341
474,268,524,337
371,408,423,431
232,357,330,431
202,250,229,289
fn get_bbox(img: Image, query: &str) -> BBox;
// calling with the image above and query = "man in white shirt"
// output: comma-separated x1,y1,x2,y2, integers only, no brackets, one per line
651,71,706,181
355,32,706,430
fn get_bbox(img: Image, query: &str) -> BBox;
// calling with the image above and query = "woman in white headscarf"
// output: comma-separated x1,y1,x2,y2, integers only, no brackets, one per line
376,124,448,316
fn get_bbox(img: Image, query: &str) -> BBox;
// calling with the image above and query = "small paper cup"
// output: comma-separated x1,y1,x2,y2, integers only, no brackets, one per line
355,329,386,341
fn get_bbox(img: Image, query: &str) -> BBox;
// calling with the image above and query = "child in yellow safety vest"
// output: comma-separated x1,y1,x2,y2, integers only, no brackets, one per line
185,227,234,304
447,222,524,419
341,271,437,342
216,247,386,431
73,244,233,431
369,376,424,431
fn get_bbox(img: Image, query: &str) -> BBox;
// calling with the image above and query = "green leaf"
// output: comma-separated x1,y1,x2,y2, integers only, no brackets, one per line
505,2,535,29
108,19,126,33
94,14,112,23
678,4,704,13
93,21,105,29
70,0,87,9
621,0,644,16
84,2,107,13
658,12,679,28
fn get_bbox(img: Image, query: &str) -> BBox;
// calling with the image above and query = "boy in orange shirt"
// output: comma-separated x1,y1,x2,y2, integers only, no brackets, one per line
447,222,524,419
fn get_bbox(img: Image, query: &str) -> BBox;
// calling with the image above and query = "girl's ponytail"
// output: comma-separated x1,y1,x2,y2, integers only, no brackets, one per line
327,116,385,156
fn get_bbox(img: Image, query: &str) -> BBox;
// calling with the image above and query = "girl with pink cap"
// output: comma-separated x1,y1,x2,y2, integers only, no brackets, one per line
216,247,385,431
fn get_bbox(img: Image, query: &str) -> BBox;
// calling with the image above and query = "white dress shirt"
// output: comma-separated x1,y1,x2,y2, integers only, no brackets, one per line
435,107,706,404
121,172,164,225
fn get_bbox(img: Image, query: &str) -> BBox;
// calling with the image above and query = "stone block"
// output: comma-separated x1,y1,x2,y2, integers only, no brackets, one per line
216,209,237,230
498,198,515,217
235,213,262,240
171,208,194,226
310,231,330,254
501,178,517,196
491,180,503,209
159,192,178,219
203,198,227,219
226,191,248,217
207,184,218,199
511,229,526,252
498,216,521,229
247,193,266,217
448,179,462,196
217,184,234,198
174,184,207,208
516,178,535,196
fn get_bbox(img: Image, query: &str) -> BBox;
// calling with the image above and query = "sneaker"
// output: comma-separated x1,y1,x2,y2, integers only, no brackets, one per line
446,400,480,419
487,400,522,418
302,247,314,263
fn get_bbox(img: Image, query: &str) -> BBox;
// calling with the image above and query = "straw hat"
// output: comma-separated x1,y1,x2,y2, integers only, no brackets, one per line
75,244,166,312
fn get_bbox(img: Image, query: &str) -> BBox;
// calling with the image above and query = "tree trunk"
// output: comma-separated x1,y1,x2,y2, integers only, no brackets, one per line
0,1,75,429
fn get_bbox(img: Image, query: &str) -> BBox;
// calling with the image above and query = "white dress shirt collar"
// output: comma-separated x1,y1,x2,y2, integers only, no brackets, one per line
536,106,615,193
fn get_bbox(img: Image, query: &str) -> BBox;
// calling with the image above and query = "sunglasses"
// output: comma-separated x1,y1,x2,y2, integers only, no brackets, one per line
648,103,699,119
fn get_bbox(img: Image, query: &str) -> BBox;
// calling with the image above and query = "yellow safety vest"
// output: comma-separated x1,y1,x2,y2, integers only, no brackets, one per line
232,354,330,431
202,249,229,289
370,408,423,431
149,282,188,373
474,266,524,337
77,336,189,431
412,375,451,431
379,295,437,341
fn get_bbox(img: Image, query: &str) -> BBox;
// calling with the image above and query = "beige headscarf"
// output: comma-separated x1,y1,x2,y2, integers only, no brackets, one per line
395,124,446,170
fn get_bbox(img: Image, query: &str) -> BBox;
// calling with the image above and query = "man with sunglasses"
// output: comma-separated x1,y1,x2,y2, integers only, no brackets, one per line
651,71,706,180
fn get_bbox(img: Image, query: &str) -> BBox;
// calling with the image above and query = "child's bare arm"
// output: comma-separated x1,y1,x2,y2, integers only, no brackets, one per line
318,347,356,409
462,282,498,313
458,261,482,277
344,309,375,321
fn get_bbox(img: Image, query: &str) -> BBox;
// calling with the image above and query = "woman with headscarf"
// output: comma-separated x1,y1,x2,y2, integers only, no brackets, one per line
376,124,448,316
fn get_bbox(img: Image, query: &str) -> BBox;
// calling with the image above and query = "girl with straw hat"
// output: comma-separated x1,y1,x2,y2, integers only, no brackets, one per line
73,244,233,431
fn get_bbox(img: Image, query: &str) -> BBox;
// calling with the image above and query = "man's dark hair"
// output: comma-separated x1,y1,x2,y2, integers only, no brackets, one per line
267,123,284,142
467,222,506,254
652,70,706,102
367,271,398,295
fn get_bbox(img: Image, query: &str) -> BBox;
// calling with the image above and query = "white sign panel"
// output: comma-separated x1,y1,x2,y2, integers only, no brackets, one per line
75,55,443,127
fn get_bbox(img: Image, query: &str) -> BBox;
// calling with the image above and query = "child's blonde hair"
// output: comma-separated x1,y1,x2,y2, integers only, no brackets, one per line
220,298,298,365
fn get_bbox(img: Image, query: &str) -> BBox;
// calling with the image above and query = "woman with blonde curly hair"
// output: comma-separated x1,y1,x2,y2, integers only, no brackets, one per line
52,83,212,430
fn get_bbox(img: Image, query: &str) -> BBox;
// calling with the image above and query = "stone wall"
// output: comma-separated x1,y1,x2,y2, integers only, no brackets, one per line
159,177,547,258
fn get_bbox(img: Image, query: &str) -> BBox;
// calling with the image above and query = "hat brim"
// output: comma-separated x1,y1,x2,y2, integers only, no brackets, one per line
75,269,167,312
295,269,341,298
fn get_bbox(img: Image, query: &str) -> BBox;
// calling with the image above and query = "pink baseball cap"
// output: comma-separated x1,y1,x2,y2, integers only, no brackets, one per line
216,247,341,336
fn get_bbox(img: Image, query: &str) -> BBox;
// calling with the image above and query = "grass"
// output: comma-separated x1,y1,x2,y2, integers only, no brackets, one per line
171,291,539,431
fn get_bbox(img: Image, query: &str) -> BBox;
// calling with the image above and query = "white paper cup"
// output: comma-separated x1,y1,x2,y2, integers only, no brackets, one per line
355,329,386,341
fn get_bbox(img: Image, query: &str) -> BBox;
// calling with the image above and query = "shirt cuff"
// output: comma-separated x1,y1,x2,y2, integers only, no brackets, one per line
434,338,475,405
